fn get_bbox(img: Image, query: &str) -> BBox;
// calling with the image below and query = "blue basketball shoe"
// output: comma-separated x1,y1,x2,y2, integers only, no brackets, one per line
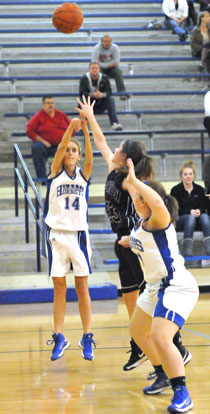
167,385,193,413
78,333,96,361
47,332,70,361
143,371,171,395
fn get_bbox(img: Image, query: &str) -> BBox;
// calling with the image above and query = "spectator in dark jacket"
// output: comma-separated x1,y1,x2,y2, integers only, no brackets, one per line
170,160,210,256
79,62,122,131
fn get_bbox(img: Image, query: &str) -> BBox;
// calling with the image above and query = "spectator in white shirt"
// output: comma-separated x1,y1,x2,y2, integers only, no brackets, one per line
204,90,210,138
162,0,189,41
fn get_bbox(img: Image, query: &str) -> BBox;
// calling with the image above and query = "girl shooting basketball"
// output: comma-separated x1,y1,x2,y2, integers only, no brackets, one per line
44,114,96,362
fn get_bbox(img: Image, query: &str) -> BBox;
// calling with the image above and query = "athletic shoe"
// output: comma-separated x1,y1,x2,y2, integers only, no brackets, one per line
112,122,123,131
167,385,193,413
46,332,70,361
123,338,147,371
147,349,192,380
78,333,96,361
143,371,171,395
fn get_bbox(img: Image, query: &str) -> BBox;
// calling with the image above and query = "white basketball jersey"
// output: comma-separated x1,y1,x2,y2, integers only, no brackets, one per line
44,166,90,231
130,219,192,286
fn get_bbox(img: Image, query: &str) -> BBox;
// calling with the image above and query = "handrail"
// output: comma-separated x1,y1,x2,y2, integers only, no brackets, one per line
14,143,44,271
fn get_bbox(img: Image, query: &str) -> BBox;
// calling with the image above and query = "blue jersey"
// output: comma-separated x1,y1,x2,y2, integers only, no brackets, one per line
130,218,191,286
44,166,90,231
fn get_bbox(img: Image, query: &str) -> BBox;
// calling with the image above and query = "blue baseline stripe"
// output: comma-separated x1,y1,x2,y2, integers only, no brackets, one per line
182,327,210,340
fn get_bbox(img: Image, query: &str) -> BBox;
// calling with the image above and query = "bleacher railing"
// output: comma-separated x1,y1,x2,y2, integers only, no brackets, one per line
14,143,44,271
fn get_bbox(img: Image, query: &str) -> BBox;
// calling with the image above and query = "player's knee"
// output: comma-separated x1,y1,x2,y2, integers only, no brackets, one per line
53,279,66,296
151,330,168,352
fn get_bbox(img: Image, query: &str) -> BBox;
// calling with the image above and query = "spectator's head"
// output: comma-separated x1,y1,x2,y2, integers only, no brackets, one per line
198,11,210,27
101,35,112,49
42,96,55,116
179,161,196,186
89,62,100,79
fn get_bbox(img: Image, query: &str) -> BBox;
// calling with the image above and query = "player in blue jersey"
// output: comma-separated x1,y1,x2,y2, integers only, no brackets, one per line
119,159,199,413
45,114,96,362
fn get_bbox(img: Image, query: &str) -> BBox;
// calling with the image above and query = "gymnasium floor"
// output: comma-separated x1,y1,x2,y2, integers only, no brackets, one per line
0,294,209,414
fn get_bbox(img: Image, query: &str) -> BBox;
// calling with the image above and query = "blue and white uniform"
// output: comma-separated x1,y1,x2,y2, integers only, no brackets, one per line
130,218,199,327
44,166,92,277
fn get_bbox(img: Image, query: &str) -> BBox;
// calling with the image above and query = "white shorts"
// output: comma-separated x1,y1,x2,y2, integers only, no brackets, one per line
137,273,199,328
46,228,92,277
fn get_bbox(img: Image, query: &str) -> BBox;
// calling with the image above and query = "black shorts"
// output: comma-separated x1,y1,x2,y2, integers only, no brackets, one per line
114,239,145,294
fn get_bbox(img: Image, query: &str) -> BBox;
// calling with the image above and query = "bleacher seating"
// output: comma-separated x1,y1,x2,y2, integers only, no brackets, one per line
1,0,210,278
4,109,205,130
0,0,208,180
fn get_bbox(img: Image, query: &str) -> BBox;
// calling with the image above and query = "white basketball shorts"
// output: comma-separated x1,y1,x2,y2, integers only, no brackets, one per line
46,228,92,277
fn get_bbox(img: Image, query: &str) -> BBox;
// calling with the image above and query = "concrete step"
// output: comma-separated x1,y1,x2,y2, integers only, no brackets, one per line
0,45,190,60
4,58,198,73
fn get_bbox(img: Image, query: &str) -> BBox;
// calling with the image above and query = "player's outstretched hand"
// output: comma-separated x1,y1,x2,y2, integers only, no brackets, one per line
127,158,136,184
76,95,95,119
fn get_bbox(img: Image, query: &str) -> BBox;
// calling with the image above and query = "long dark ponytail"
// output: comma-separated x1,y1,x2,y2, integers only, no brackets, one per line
146,180,178,224
116,139,154,180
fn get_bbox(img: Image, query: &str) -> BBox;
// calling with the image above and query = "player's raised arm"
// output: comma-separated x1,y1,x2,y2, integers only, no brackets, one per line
80,113,93,180
76,96,114,170
50,118,81,178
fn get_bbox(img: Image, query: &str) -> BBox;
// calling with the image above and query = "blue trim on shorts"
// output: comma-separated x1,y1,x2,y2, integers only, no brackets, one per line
154,289,185,328
46,226,52,276
78,230,92,274
152,229,174,276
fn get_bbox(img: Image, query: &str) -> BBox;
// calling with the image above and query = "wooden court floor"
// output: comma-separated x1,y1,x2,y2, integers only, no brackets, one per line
0,294,209,414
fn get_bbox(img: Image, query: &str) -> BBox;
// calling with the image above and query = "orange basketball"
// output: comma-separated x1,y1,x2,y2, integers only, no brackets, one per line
52,3,83,34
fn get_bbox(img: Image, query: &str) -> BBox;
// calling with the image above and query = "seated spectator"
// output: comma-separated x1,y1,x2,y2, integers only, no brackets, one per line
170,160,210,256
190,10,210,72
186,0,197,27
202,154,210,213
91,35,128,100
162,0,189,41
26,96,73,180
203,90,210,138
79,62,123,131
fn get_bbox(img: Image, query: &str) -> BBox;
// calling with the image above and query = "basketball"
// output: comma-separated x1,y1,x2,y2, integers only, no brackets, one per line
52,3,83,34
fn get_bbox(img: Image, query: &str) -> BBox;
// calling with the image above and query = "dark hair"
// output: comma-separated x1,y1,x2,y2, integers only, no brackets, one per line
146,180,178,224
117,139,154,180
42,95,54,103
89,61,100,68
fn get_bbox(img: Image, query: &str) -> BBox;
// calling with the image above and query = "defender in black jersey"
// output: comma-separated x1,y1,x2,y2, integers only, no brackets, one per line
77,96,191,373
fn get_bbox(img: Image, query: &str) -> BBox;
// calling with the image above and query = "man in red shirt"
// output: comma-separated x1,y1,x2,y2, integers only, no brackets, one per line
26,95,73,179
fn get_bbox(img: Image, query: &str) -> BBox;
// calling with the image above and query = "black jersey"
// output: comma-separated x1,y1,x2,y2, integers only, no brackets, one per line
105,170,138,237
